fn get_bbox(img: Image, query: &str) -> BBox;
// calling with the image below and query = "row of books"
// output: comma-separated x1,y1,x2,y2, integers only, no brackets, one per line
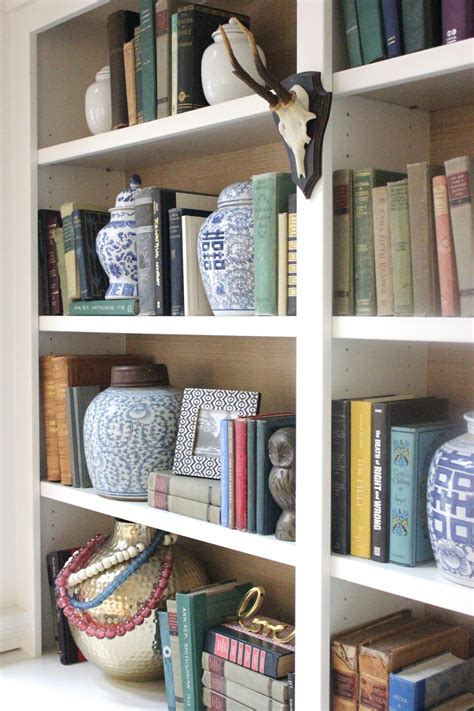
341,0,473,69
107,3,250,130
157,580,295,710
331,608,473,710
333,156,474,318
331,393,456,564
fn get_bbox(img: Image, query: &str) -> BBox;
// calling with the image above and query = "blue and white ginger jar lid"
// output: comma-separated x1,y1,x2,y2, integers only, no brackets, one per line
111,174,142,211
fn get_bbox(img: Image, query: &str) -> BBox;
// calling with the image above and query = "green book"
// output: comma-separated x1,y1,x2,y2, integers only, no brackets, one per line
139,0,157,122
69,299,139,315
333,169,354,315
167,598,184,708
73,385,102,488
401,0,441,54
356,0,386,64
341,0,363,67
176,581,252,711
387,179,414,316
353,169,406,316
134,25,143,124
253,172,295,316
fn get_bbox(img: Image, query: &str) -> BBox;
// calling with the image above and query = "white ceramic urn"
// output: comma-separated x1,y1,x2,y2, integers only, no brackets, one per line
201,18,266,105
85,66,112,135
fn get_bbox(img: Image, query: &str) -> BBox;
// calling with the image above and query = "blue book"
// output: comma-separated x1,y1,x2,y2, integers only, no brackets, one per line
389,653,474,710
389,421,460,566
158,610,176,711
381,0,403,57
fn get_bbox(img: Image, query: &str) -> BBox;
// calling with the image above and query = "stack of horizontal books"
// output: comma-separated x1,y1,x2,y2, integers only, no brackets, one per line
148,470,221,524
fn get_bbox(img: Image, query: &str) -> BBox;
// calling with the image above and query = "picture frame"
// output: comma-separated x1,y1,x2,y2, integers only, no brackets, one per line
173,387,260,479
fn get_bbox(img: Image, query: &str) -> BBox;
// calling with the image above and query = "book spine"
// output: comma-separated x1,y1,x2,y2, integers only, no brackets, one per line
61,206,79,302
390,430,417,565
153,188,175,316
333,170,354,316
445,156,474,316
388,179,414,316
246,420,257,534
139,0,157,122
176,594,195,709
182,214,213,316
72,209,88,302
204,630,282,679
169,208,185,316
50,551,83,664
45,213,63,315
123,38,137,126
331,400,351,555
201,652,289,703
341,0,363,67
73,387,98,489
442,0,472,43
202,688,252,711
288,672,295,711
287,194,297,316
350,401,372,558
381,0,403,57
234,419,247,531
202,672,285,711
54,227,68,314
388,673,420,710
401,0,442,53
77,210,109,300
228,420,236,529
135,189,157,315
171,13,178,115
159,610,177,711
277,212,288,316
168,600,185,705
53,358,73,485
68,299,138,316
148,490,220,524
220,419,229,528
41,357,61,481
177,8,197,114
107,10,139,129
38,213,50,315
372,186,394,316
353,170,377,315
371,404,390,562
156,0,170,118
149,471,220,506
356,0,386,64
432,175,460,316
134,26,144,124
66,388,80,487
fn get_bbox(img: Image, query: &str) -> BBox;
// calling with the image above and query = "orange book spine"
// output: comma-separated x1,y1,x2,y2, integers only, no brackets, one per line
432,175,460,317
40,355,61,482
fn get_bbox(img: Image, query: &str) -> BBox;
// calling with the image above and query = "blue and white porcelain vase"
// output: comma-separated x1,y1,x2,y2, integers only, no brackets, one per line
197,180,254,316
96,174,141,299
427,411,474,587
84,364,182,500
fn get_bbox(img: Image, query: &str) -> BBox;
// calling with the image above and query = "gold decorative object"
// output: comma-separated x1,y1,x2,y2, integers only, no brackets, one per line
237,585,295,644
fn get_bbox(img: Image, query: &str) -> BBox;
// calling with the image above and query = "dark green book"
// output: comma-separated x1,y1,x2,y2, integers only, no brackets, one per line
72,208,109,300
65,385,101,488
134,25,143,124
355,0,386,64
139,0,157,122
353,169,406,316
387,179,414,316
69,299,139,316
246,418,257,534
341,0,363,67
401,0,442,53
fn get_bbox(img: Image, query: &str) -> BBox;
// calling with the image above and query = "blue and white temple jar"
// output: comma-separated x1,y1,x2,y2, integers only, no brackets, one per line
427,411,474,587
96,174,141,299
84,364,182,500
197,180,254,315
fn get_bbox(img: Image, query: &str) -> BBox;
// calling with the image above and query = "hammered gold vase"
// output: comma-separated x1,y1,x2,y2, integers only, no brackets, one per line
69,520,208,681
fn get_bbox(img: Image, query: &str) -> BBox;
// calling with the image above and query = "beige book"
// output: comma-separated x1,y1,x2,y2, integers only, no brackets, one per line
123,38,137,126
182,215,213,316
372,186,394,316
278,212,288,315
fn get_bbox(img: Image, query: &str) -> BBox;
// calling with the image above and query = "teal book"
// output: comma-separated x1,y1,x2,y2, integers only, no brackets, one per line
387,179,414,316
69,299,139,316
253,173,295,316
353,169,406,316
73,385,102,488
139,0,157,122
158,610,176,711
401,0,442,54
341,0,363,67
389,421,460,566
356,0,386,64
176,581,252,711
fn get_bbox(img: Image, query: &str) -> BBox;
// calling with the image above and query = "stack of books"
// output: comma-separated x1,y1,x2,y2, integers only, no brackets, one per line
331,610,471,710
330,393,459,563
148,470,221,523
333,156,473,317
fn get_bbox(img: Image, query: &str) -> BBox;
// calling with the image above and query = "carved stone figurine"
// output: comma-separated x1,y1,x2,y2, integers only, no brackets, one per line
268,427,296,541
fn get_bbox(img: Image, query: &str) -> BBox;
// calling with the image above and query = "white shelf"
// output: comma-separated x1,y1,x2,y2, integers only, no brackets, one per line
40,482,296,567
37,95,274,171
333,317,474,343
333,40,474,111
331,555,474,615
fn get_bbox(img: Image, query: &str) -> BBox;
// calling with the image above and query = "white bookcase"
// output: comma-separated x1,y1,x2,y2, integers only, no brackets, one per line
1,1,473,708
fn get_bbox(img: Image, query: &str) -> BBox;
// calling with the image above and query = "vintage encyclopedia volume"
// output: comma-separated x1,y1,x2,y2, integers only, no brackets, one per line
73,207,109,300
176,582,252,711
287,193,297,316
381,0,403,58
372,186,394,316
69,299,139,316
331,609,413,711
106,10,140,129
204,625,295,679
407,163,442,316
234,418,248,531
53,227,68,314
288,672,295,711
277,212,288,316
134,25,143,124
333,170,354,316
176,5,249,114
201,652,289,703
331,398,351,555
253,172,295,316
356,0,386,64
341,0,363,67
445,155,474,316
358,619,470,711
389,653,474,710
353,169,405,315
138,0,157,122
46,549,86,665
135,188,158,315
432,175,461,316
159,609,177,711
202,671,289,711
389,421,460,566
401,0,442,53
388,179,414,316
39,209,62,315
149,470,220,506
442,0,474,43
167,598,185,708
148,489,221,524
41,355,61,481
371,396,449,563
169,208,211,316
432,694,474,710
123,38,137,125
202,687,251,711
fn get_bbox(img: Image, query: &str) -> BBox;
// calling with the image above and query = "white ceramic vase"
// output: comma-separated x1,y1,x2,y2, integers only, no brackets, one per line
85,66,112,135
201,18,266,105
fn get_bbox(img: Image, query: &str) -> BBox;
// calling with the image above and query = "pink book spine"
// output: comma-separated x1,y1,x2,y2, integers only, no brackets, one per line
432,175,461,316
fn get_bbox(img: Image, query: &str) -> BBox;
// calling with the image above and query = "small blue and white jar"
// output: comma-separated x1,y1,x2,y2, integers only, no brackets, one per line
96,174,141,299
427,411,474,587
197,180,254,315
84,364,182,500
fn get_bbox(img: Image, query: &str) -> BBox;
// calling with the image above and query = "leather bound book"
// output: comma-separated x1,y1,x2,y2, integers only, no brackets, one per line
40,355,61,482
107,10,140,129
39,209,63,315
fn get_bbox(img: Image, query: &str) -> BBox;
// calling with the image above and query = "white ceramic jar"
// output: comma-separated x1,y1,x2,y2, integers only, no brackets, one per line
201,18,266,105
85,66,112,135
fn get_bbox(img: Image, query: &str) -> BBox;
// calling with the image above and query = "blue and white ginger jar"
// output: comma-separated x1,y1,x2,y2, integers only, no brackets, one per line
84,364,182,500
197,180,254,316
427,411,474,587
96,174,141,299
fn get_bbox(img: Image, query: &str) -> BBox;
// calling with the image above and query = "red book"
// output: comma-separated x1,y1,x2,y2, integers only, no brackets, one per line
234,418,247,531
432,175,461,316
